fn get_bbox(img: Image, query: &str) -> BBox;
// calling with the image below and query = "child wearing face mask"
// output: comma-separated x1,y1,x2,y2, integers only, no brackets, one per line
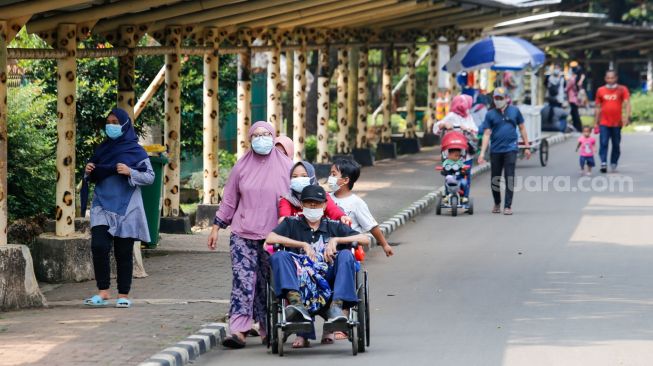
278,161,348,223
328,159,394,258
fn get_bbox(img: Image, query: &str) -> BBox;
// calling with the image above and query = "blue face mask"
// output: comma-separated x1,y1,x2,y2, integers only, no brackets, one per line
290,177,311,193
251,135,274,155
105,123,126,140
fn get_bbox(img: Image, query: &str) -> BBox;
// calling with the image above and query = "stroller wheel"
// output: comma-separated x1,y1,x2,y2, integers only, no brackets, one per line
468,198,474,215
435,195,442,215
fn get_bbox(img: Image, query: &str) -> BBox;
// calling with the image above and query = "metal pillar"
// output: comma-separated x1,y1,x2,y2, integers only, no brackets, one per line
0,21,7,244
203,27,220,204
163,26,182,217
646,58,653,93
117,25,136,119
316,46,330,163
381,45,393,144
267,44,282,136
336,48,350,154
292,42,307,161
405,44,417,138
237,48,252,158
356,47,369,148
426,43,438,133
55,24,77,236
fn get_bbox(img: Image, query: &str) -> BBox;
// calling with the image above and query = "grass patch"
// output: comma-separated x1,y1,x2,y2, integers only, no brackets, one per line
180,202,198,215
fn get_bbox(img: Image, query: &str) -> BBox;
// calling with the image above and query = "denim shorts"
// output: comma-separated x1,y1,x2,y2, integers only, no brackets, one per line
580,156,595,168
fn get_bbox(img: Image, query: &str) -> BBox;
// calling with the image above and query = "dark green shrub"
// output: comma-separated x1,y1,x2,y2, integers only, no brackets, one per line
305,135,318,162
7,86,57,220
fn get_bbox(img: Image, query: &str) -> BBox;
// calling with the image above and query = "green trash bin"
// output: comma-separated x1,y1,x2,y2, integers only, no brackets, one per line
141,154,168,248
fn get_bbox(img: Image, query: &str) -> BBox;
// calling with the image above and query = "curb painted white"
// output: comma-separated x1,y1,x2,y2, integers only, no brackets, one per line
138,324,226,366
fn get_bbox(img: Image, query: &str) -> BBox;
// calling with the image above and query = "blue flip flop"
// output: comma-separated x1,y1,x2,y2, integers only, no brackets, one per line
84,295,108,307
116,298,132,308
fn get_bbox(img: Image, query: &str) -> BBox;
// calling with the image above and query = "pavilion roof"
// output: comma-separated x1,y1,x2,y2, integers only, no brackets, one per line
488,11,653,59
0,0,559,45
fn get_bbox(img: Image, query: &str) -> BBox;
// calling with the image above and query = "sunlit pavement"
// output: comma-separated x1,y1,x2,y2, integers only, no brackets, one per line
194,133,653,366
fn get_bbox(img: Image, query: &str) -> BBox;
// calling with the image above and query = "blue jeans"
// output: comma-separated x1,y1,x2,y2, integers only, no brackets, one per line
270,250,357,304
599,125,621,166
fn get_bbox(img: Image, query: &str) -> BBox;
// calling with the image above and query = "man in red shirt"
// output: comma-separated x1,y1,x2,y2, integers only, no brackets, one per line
594,70,631,173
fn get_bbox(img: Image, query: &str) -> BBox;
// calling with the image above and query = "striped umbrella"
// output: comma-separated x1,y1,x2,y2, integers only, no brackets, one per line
443,36,545,73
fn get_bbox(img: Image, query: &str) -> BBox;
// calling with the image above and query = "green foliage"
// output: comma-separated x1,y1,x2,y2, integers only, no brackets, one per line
305,135,317,162
630,92,653,123
179,55,238,156
186,149,237,191
7,86,57,220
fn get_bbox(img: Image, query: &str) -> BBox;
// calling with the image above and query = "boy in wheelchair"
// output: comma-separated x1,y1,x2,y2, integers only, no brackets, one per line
266,185,370,347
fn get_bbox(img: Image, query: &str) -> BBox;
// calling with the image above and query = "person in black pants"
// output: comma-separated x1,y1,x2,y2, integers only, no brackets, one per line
478,88,531,215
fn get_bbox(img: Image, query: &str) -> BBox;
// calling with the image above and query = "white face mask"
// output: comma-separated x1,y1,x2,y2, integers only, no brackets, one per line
606,83,617,89
494,99,507,110
327,176,341,192
302,207,324,222
290,177,311,193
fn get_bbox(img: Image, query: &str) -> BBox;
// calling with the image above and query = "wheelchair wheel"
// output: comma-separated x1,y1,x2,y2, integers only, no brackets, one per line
467,198,474,215
351,320,358,356
357,290,366,353
365,271,370,348
435,196,442,215
266,287,272,349
277,325,284,357
451,196,458,216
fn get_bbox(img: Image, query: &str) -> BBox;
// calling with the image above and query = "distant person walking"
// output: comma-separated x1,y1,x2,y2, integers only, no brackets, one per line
81,108,154,308
478,88,531,215
594,70,631,173
566,64,583,132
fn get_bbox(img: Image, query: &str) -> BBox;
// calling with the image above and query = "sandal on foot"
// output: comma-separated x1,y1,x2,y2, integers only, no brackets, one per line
321,333,335,345
504,208,513,215
492,205,501,214
292,337,310,348
115,298,132,308
334,331,348,341
247,328,260,337
222,334,246,349
84,295,108,307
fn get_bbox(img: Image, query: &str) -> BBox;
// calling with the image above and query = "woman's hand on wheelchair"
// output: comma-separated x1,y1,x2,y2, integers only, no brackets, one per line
340,216,352,226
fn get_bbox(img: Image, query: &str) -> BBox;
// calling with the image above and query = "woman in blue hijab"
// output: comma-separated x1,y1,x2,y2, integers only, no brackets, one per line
82,108,154,308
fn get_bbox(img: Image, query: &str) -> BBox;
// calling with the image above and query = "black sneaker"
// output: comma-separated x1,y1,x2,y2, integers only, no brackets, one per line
600,165,607,174
285,305,311,322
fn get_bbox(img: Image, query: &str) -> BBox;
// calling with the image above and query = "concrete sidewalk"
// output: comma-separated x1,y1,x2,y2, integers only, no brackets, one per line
0,146,447,366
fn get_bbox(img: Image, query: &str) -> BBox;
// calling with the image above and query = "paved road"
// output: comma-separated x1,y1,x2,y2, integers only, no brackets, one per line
195,134,653,366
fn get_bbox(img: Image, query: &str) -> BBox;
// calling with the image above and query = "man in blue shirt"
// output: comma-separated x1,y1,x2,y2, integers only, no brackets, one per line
478,88,531,215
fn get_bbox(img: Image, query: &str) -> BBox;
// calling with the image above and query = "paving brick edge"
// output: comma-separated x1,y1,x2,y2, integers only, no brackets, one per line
368,132,571,246
138,133,570,366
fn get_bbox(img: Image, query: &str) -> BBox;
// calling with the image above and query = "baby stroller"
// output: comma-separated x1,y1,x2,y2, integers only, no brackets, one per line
435,131,473,216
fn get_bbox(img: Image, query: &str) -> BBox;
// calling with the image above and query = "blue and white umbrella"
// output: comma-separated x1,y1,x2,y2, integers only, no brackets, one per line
443,36,545,73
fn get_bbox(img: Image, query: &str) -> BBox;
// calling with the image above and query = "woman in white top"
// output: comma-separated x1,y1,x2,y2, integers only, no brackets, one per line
433,94,478,135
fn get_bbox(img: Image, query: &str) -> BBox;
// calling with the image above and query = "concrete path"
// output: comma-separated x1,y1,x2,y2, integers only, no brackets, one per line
0,147,444,366
193,133,653,366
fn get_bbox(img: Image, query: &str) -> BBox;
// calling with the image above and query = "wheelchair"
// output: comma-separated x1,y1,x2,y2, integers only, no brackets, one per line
265,244,370,356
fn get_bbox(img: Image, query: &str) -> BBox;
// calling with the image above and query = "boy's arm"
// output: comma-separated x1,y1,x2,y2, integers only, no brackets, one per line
265,232,309,250
370,226,394,257
576,141,581,151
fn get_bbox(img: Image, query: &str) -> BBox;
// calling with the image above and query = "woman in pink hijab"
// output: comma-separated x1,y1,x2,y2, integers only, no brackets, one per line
433,94,477,135
208,121,293,349
274,135,294,159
